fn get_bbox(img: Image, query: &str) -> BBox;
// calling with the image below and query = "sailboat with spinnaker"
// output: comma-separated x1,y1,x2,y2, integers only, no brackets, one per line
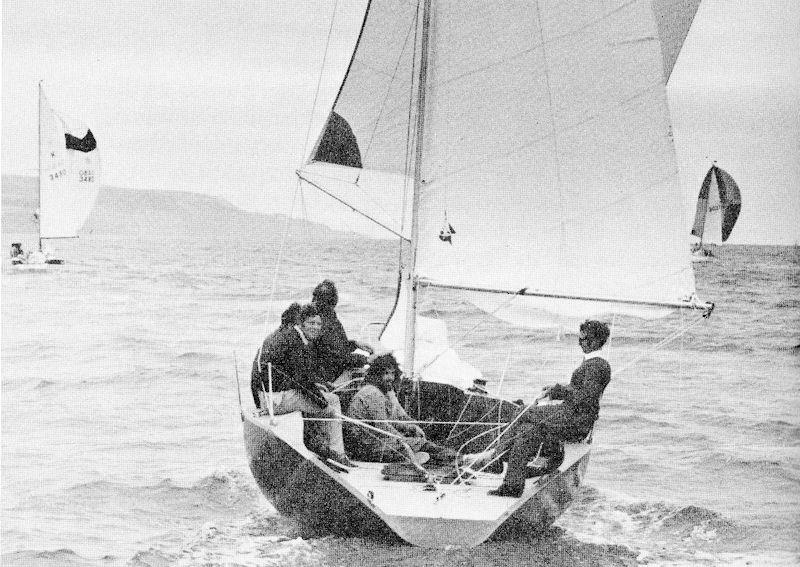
690,162,742,261
10,83,100,269
240,0,712,548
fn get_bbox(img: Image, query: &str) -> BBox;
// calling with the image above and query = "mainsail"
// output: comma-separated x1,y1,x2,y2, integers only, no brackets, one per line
299,1,708,372
690,164,742,245
39,87,100,240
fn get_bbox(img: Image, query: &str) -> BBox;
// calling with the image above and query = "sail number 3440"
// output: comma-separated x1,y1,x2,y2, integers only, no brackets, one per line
48,169,95,182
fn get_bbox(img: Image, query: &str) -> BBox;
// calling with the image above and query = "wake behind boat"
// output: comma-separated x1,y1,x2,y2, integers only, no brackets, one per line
240,0,713,548
9,83,99,269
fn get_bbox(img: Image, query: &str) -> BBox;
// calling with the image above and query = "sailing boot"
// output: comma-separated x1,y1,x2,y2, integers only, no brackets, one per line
488,447,528,497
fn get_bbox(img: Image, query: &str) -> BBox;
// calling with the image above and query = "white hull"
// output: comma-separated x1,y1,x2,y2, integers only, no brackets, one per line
690,251,715,263
10,261,53,272
243,408,590,547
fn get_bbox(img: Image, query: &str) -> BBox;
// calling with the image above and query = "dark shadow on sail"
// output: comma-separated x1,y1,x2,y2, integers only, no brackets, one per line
313,112,362,168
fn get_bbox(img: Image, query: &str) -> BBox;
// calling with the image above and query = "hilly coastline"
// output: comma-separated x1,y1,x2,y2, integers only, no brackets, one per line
1,175,344,244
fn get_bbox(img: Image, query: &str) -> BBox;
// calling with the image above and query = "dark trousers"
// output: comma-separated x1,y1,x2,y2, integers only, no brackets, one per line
495,404,594,489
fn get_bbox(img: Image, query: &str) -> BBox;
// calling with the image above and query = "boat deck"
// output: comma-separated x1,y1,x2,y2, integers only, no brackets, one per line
250,411,590,524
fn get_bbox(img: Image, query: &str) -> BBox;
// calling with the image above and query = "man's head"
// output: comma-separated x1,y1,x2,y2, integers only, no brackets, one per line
280,302,301,328
297,303,322,341
312,279,338,308
578,320,610,354
365,353,401,393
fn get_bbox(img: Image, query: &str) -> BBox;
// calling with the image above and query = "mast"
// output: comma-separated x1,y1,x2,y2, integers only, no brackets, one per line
403,0,431,381
38,81,42,251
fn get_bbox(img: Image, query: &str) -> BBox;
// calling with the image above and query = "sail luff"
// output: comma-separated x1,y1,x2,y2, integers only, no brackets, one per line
691,164,714,243
403,0,431,381
38,81,42,250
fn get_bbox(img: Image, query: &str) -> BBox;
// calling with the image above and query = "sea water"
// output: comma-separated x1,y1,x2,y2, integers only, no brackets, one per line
2,184,799,566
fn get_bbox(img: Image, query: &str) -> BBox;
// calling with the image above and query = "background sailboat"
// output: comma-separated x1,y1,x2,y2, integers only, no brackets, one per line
243,0,712,548
12,83,100,267
690,162,742,261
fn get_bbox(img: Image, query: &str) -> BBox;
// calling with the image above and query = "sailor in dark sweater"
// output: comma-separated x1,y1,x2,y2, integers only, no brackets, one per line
486,320,611,497
251,302,301,408
251,302,353,467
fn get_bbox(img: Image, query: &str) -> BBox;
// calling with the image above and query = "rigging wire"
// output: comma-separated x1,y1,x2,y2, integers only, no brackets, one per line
414,291,523,375
300,0,341,165
264,180,300,334
264,0,340,330
612,312,708,377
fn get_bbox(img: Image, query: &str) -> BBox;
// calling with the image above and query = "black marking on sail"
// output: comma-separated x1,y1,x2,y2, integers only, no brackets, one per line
65,129,96,152
313,112,362,168
439,223,456,244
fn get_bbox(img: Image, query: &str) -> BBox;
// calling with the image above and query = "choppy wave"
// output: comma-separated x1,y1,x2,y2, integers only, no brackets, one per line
2,548,98,567
176,351,218,361
560,488,753,565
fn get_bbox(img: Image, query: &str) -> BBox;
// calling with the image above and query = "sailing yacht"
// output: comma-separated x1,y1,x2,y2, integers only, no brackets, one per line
241,0,712,547
11,83,99,268
690,163,742,261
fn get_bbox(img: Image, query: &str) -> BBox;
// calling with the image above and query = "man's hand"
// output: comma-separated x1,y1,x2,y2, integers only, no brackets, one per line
535,386,553,403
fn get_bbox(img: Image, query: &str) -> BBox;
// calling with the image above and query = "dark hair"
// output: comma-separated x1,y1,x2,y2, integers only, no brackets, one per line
280,302,301,328
366,353,401,383
312,279,338,308
580,320,610,347
297,303,320,323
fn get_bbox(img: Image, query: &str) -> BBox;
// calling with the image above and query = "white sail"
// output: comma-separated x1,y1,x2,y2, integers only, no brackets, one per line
298,162,412,240
297,1,419,238
305,0,706,335
39,90,100,240
413,1,698,325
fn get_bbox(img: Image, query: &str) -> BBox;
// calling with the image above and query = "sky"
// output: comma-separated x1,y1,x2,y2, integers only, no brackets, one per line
2,0,798,244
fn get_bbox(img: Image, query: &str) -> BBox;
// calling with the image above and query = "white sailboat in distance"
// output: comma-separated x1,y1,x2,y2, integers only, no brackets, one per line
10,83,100,268
241,0,712,548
